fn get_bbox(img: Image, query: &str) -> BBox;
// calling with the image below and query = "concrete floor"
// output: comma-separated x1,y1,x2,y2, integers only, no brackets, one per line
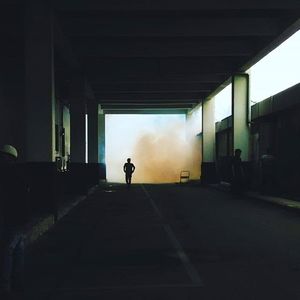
25,183,300,299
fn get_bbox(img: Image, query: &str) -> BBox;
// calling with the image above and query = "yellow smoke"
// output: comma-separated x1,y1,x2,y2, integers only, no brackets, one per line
132,122,187,183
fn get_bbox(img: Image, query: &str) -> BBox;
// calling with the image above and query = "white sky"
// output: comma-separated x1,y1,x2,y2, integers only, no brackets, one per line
215,84,232,122
248,30,300,104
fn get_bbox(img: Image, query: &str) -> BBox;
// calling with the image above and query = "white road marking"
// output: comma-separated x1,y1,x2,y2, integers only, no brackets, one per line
141,184,203,286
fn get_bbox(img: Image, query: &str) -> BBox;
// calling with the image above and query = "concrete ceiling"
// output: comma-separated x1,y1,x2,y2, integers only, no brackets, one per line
12,1,300,113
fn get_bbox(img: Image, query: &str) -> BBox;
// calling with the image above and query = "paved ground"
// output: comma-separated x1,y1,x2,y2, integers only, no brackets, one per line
24,183,300,299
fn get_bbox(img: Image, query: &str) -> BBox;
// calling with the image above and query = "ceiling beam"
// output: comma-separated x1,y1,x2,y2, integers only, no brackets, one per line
60,15,282,38
71,37,257,58
94,92,207,100
99,101,196,105
54,1,300,11
84,57,244,77
91,82,217,92
102,109,188,115
88,74,228,83
101,103,193,109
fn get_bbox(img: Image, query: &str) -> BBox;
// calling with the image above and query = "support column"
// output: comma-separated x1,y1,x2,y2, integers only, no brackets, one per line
69,75,87,163
98,110,106,179
201,97,217,183
232,74,250,161
25,0,55,162
69,82,87,193
70,99,86,163
88,102,99,163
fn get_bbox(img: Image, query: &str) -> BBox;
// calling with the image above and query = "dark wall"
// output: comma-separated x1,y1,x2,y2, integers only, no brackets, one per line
251,106,300,194
0,6,26,161
215,83,300,194
0,59,26,161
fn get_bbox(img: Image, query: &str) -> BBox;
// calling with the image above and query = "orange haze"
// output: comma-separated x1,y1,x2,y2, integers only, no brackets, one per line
132,122,201,183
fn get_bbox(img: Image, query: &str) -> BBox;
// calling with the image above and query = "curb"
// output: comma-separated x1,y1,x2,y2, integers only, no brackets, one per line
210,183,300,211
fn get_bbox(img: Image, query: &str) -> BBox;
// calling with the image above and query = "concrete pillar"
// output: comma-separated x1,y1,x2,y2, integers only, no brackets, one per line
232,74,250,161
98,111,105,165
201,97,217,183
70,99,86,163
202,98,216,163
25,0,55,162
88,102,99,163
69,76,86,163
98,111,106,179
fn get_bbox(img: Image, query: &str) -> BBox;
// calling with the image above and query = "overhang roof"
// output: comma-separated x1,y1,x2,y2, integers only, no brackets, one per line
48,1,300,113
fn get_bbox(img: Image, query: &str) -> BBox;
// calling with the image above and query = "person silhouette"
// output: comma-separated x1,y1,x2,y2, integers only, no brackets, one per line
231,148,245,194
123,158,135,187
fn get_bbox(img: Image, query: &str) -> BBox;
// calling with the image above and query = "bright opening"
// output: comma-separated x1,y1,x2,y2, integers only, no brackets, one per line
186,106,202,179
105,114,200,183
248,30,300,104
215,84,232,122
187,105,202,135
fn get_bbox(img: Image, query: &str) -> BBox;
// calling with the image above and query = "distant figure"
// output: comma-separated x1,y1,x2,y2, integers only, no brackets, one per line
260,148,276,195
231,149,245,194
123,158,135,187
0,145,29,298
